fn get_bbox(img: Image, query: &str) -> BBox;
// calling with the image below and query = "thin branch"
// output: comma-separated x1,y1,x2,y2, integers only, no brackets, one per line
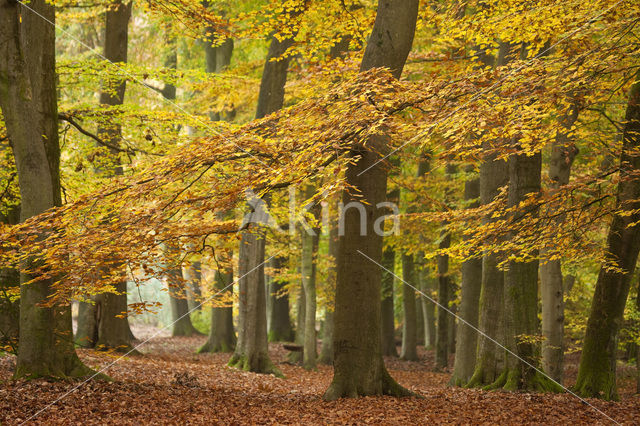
58,113,161,156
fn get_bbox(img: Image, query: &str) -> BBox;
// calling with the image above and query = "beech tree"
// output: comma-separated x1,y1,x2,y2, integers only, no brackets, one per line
575,70,640,400
324,0,419,400
0,0,93,379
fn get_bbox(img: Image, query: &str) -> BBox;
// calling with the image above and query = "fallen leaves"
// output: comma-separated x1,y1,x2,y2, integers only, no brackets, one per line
0,334,638,425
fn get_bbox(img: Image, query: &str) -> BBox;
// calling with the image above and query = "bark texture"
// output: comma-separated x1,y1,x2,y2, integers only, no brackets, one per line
319,215,338,364
450,175,482,385
467,148,508,388
324,0,419,401
500,151,558,391
575,72,640,400
199,253,236,353
229,23,296,374
380,248,398,356
400,254,418,361
167,266,202,337
0,0,93,378
540,106,579,383
267,256,294,342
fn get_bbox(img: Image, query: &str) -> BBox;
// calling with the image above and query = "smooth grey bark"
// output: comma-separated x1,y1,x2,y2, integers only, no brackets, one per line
381,248,398,357
499,150,559,391
289,270,305,364
198,252,235,353
92,0,135,352
205,36,234,121
435,227,452,370
0,0,93,378
167,266,202,337
229,23,296,374
400,254,418,361
575,71,640,400
416,295,425,346
267,256,294,342
467,44,513,389
183,260,202,312
319,211,338,364
324,0,419,401
540,106,579,383
301,188,320,370
435,164,456,370
228,223,280,375
381,184,400,357
418,266,436,348
467,147,509,388
450,174,482,385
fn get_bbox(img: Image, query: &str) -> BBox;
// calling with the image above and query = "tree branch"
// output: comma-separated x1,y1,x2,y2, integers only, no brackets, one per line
58,113,160,156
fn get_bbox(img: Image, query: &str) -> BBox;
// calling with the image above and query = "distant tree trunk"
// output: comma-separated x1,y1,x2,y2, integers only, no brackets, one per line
289,276,305,363
267,256,294,342
229,23,295,375
302,187,320,370
229,223,281,375
467,43,513,389
401,254,418,360
204,35,234,121
540,106,579,383
381,179,399,358
0,0,93,378
73,0,134,353
575,71,640,400
183,259,202,312
381,248,398,357
498,149,559,391
324,0,419,401
419,266,436,348
167,266,202,337
435,164,456,370
450,175,482,385
416,296,425,346
467,147,508,388
199,251,235,353
435,227,452,370
319,211,338,364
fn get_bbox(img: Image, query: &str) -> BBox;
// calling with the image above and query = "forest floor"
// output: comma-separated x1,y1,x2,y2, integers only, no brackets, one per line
0,324,638,425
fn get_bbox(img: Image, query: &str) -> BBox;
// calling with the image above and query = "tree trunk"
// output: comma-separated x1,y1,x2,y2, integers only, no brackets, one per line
319,213,339,364
499,150,559,391
450,176,482,385
0,205,19,352
324,0,419,401
71,0,135,353
0,0,93,378
540,107,579,383
435,227,452,370
167,266,202,337
401,254,418,360
228,224,281,376
267,256,294,342
183,259,202,312
301,187,320,370
289,276,305,363
467,147,509,388
204,35,234,121
416,295,425,346
381,248,398,357
575,71,640,400
198,252,235,353
229,25,295,374
418,267,436,349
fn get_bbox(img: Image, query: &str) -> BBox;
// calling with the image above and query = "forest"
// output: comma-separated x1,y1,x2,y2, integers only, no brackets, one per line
0,0,639,424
